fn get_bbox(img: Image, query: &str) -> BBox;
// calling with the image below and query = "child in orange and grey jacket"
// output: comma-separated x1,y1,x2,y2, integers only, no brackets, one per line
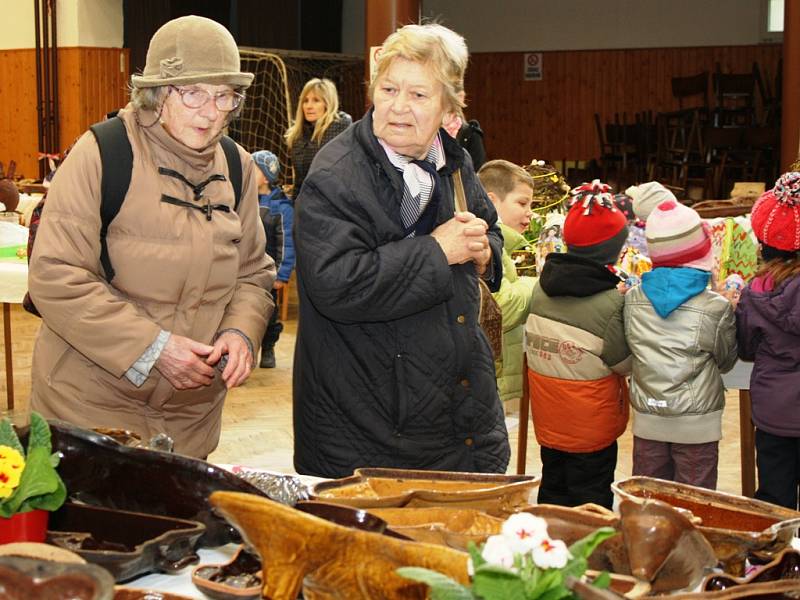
526,180,631,509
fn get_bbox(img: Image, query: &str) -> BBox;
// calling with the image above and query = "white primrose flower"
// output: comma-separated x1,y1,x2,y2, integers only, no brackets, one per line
481,534,517,570
500,512,549,554
531,537,571,569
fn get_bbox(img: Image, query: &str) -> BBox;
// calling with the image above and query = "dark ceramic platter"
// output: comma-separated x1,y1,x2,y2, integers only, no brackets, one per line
18,420,269,547
0,555,116,600
48,502,205,583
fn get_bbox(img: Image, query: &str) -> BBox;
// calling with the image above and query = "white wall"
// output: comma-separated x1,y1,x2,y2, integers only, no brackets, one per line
0,0,122,50
423,0,768,52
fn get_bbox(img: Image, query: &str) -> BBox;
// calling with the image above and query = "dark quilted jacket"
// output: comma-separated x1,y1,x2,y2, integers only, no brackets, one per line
292,110,509,478
290,111,352,199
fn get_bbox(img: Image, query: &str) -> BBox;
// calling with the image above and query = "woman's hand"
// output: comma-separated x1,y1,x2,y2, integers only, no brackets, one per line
432,211,491,267
206,331,253,389
155,334,217,390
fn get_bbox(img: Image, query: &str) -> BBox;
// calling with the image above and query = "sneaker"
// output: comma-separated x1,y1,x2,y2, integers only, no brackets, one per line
259,348,276,369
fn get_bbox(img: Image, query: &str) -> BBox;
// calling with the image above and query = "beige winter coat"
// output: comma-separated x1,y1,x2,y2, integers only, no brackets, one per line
28,105,274,457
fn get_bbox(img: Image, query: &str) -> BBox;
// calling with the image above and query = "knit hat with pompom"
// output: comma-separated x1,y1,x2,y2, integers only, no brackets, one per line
563,179,628,265
646,199,713,271
751,172,800,255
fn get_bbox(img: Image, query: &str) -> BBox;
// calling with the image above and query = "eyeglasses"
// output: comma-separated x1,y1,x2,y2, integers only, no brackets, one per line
169,86,245,112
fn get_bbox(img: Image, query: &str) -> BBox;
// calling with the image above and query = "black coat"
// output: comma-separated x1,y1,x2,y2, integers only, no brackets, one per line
290,111,352,199
293,110,510,478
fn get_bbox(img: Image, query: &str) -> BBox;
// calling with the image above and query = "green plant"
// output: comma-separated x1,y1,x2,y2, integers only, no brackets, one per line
397,513,617,600
0,412,66,517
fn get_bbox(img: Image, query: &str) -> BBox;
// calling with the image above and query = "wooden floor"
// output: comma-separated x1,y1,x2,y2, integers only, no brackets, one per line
2,301,746,496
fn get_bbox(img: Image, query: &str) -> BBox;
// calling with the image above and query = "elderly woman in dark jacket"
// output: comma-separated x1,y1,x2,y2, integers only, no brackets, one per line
285,78,351,199
292,23,509,478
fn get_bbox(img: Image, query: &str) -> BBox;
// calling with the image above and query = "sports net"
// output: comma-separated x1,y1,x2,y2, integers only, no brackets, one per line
230,47,366,189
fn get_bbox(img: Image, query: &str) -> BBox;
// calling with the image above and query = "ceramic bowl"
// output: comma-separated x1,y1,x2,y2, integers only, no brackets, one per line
0,555,115,600
47,502,205,582
612,476,800,576
703,548,800,591
191,545,262,600
310,467,539,516
18,420,268,547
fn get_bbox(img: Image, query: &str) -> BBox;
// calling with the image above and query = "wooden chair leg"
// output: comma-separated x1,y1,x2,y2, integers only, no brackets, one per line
516,353,530,474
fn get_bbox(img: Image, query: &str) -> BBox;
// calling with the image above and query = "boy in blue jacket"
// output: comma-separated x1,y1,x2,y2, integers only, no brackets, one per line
252,150,295,368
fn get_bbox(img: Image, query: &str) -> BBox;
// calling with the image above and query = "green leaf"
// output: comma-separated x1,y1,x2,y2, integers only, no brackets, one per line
0,419,24,454
472,566,526,600
27,412,52,454
467,541,487,569
567,527,618,561
396,567,476,600
4,446,61,514
589,571,611,590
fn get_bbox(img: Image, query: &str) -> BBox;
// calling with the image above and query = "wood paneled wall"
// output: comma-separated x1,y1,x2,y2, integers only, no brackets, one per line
0,47,129,179
465,44,782,167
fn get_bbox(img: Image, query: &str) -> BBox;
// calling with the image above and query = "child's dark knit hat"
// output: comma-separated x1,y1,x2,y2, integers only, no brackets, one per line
252,150,280,185
751,172,800,256
563,179,628,265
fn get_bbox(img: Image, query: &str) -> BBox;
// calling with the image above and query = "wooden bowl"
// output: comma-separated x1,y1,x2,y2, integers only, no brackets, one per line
612,476,800,576
310,467,539,516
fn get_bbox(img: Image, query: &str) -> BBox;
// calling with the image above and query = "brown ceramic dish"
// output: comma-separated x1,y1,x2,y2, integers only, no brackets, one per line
191,545,262,600
210,491,469,600
618,498,718,593
612,476,800,575
47,502,205,583
17,420,269,547
367,506,503,550
650,579,800,599
703,548,800,591
0,555,116,600
310,467,539,516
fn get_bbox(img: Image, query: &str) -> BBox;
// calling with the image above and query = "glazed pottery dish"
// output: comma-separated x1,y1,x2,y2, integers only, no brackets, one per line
612,476,800,575
0,555,116,600
47,502,205,582
113,589,195,600
618,498,717,593
703,548,800,591
191,545,262,600
310,467,539,516
18,420,268,547
210,491,469,600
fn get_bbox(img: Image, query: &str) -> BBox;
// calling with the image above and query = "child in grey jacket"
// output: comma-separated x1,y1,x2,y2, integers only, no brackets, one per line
624,199,737,490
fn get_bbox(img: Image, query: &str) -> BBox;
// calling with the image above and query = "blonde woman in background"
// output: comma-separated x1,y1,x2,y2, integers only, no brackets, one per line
285,78,352,198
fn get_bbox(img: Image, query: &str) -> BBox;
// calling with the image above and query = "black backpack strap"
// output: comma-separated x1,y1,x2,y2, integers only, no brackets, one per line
89,116,132,282
220,135,242,211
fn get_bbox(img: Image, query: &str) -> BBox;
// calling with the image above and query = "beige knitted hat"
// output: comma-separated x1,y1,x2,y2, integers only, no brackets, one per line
131,15,254,89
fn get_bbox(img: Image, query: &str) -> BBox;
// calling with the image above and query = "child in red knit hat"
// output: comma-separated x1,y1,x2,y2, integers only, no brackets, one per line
624,199,737,490
526,180,631,509
736,171,800,508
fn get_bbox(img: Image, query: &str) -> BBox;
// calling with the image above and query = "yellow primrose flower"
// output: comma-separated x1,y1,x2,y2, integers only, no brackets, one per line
0,445,25,499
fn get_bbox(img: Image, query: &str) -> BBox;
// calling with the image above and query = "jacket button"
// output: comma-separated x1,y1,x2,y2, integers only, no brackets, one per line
456,314,465,324
461,379,469,388
464,437,473,446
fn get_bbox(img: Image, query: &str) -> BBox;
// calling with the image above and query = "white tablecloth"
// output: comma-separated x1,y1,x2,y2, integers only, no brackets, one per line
0,261,27,304
123,544,239,598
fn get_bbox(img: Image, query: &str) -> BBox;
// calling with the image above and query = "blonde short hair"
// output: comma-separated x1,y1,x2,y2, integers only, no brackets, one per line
478,159,534,199
369,23,468,115
285,78,341,149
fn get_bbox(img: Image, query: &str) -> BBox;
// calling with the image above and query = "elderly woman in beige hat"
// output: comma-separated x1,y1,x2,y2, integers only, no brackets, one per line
28,16,275,458
292,23,509,478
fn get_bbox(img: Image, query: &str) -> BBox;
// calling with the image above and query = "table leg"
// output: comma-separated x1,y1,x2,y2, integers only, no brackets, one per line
517,354,529,475
739,389,755,497
2,302,13,410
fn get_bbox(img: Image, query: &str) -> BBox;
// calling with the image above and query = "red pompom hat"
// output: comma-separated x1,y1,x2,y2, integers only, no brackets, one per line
564,179,628,265
751,172,800,252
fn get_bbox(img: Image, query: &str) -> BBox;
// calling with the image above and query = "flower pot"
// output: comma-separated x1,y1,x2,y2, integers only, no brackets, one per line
0,509,49,543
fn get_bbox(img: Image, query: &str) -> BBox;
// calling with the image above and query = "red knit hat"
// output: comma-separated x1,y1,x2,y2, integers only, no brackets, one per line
564,180,628,264
751,172,800,252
